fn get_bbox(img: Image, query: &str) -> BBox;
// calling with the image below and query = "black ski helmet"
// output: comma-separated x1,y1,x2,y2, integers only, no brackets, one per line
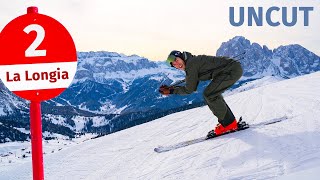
166,50,184,67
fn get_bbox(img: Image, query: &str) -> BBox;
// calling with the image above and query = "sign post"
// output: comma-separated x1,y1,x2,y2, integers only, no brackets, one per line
0,7,77,180
30,101,44,180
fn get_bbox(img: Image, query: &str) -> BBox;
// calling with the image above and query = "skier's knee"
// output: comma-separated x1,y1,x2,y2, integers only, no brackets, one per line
203,91,210,101
203,91,219,102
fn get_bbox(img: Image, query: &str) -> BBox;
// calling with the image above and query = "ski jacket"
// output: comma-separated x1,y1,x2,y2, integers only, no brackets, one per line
173,52,238,95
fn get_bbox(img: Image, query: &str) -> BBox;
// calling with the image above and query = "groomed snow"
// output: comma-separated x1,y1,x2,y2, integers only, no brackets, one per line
1,72,320,179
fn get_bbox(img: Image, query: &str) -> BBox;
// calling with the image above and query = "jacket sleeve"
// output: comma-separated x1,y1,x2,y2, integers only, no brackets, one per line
172,61,199,95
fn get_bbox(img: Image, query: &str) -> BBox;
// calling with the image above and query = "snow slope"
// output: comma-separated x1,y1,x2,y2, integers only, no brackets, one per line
1,72,320,180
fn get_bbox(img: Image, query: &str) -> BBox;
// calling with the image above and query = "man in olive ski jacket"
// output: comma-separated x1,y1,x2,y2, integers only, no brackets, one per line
159,50,243,137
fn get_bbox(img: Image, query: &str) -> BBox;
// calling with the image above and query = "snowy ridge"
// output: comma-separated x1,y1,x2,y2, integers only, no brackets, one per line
67,41,320,115
1,71,320,179
217,36,320,78
0,36,319,143
75,51,160,83
0,83,28,116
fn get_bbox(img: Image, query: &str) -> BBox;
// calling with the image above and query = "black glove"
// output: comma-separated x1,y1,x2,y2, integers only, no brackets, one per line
159,85,174,95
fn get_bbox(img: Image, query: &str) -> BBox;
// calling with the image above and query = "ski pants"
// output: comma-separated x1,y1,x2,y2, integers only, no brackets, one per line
203,61,243,127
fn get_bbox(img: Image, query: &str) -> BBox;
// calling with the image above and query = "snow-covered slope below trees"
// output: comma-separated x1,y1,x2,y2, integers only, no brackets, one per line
1,71,320,179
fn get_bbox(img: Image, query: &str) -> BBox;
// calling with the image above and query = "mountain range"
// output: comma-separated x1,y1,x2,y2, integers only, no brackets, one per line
0,36,319,142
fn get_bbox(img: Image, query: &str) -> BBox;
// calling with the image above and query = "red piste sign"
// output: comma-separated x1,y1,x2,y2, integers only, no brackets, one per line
0,7,77,180
0,7,77,101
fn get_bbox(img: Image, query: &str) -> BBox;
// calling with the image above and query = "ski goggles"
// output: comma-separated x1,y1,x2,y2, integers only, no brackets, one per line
166,55,176,67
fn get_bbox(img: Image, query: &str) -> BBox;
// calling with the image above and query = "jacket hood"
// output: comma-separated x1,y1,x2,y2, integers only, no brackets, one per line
182,51,193,62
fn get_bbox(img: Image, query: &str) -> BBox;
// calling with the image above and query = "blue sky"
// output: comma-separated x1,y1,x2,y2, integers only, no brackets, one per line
1,0,319,60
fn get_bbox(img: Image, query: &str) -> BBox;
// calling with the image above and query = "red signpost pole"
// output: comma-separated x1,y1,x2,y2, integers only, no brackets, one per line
0,6,77,180
30,101,44,180
28,7,44,180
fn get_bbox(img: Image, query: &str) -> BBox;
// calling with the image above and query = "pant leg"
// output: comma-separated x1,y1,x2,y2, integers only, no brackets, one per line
203,62,243,126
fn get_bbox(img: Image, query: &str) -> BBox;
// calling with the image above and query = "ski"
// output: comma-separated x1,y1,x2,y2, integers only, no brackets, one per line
154,116,288,153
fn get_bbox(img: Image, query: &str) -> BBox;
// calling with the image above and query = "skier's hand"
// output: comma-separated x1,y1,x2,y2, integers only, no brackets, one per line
159,85,174,95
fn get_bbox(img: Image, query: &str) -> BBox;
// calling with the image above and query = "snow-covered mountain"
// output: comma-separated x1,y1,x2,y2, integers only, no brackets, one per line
1,71,320,179
0,36,319,141
0,81,28,116
217,36,320,78
55,51,193,114
54,36,320,115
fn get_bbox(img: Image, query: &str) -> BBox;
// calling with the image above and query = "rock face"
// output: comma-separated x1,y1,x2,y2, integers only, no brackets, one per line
217,36,320,78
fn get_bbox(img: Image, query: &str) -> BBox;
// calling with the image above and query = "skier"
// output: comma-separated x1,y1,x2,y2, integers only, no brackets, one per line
159,50,243,138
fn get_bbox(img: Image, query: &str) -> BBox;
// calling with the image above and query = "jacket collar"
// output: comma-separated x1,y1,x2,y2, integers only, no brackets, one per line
182,51,193,64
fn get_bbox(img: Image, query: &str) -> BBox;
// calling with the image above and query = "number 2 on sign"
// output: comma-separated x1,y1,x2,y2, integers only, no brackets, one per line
23,24,46,57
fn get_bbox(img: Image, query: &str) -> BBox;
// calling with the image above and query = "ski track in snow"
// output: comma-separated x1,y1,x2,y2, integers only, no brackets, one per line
1,72,320,179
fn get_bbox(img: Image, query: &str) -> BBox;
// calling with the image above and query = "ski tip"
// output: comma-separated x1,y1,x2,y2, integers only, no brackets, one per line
154,147,165,153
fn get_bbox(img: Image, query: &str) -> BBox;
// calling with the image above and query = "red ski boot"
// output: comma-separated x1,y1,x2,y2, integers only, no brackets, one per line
207,119,238,138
